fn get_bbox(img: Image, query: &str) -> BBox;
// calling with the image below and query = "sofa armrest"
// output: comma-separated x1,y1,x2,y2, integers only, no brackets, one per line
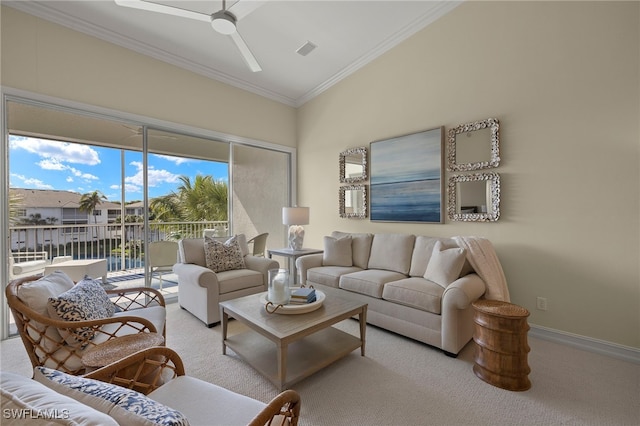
442,273,486,310
244,256,280,286
295,254,323,286
173,262,220,290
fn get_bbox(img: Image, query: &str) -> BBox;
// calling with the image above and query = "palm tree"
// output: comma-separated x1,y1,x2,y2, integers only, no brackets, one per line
79,190,107,239
19,213,47,251
149,175,228,237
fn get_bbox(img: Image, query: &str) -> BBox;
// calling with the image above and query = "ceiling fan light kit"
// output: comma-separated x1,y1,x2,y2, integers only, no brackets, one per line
211,10,237,35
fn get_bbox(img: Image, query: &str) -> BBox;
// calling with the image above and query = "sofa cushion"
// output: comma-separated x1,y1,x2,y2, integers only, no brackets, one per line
409,236,442,277
331,231,373,269
47,277,116,346
307,266,361,288
382,277,444,314
17,272,75,355
1,371,118,426
367,234,415,274
339,269,407,299
424,241,467,288
150,376,266,426
230,234,250,257
204,235,246,273
216,269,264,294
323,236,353,266
178,238,207,267
34,367,189,426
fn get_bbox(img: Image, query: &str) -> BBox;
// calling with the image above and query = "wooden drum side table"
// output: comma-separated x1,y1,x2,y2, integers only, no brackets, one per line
472,299,531,391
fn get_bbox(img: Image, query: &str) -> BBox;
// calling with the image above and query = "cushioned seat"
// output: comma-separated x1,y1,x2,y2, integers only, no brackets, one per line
174,236,279,327
7,272,166,375
339,269,407,299
307,265,361,288
382,277,444,315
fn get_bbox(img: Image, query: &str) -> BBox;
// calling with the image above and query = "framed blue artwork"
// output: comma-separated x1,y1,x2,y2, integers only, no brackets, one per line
370,127,444,223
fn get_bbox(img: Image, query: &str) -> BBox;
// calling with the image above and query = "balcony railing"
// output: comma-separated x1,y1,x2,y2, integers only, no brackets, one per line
9,220,228,273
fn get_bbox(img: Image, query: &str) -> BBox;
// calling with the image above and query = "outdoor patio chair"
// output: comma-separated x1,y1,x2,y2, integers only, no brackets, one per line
6,273,166,376
84,346,301,425
247,232,269,257
148,240,179,291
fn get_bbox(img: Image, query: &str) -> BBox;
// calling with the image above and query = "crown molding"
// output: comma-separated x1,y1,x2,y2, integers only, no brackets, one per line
5,1,298,106
296,1,462,107
6,1,462,108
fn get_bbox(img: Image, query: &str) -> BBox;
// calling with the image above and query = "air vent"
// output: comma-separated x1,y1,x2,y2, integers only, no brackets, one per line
296,41,317,56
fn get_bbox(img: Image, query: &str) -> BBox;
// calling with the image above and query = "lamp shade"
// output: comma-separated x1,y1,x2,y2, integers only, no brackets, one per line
283,207,309,226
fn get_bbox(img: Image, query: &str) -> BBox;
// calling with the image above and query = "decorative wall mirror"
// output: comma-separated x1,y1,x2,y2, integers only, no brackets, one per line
448,173,500,222
339,146,368,183
447,118,500,171
339,184,367,218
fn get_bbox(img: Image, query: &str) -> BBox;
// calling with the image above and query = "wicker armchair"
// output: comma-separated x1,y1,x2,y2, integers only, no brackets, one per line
86,346,301,426
7,274,166,376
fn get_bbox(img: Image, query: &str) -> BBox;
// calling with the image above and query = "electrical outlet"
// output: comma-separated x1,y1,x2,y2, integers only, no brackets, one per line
536,297,548,311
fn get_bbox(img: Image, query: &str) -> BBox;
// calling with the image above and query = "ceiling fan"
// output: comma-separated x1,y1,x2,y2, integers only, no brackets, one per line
114,0,263,72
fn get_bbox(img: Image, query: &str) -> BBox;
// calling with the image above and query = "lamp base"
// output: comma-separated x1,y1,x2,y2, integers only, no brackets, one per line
288,225,305,251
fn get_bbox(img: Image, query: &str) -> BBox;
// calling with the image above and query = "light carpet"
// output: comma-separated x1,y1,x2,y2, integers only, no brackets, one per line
1,302,638,425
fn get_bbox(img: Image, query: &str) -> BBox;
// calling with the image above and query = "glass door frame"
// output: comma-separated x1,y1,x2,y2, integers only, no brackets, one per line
1,87,297,340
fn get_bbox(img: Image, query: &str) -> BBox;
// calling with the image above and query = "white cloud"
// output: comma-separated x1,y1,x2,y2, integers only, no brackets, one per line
11,138,101,165
11,173,53,189
154,154,193,166
125,161,180,188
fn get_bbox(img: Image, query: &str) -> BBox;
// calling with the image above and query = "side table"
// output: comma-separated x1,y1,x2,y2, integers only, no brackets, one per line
472,299,531,391
267,248,323,284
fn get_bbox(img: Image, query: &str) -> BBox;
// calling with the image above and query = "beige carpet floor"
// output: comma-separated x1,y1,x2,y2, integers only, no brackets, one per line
2,301,638,425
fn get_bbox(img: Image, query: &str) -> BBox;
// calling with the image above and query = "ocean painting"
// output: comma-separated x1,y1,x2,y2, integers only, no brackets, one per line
370,128,443,223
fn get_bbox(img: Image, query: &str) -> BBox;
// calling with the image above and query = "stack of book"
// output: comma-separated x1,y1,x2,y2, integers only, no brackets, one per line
290,287,316,304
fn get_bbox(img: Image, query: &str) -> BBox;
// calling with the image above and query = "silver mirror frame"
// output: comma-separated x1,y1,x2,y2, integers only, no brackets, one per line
448,172,500,222
447,118,500,171
339,184,368,219
339,146,368,183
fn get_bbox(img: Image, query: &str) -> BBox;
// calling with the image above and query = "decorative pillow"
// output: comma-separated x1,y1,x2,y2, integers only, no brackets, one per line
47,276,116,346
228,234,250,257
34,367,189,426
322,236,353,267
423,241,467,288
2,370,119,426
204,235,246,272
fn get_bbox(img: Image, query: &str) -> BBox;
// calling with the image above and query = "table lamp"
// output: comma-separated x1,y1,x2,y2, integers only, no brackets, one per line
283,207,309,250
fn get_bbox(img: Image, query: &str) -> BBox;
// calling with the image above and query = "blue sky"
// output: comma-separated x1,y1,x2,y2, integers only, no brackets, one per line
9,136,228,202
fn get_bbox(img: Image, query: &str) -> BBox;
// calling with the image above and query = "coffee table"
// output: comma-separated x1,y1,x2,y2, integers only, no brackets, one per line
220,292,367,390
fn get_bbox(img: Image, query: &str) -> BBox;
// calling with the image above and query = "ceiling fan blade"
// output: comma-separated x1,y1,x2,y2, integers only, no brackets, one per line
228,0,269,20
114,0,210,22
229,31,262,72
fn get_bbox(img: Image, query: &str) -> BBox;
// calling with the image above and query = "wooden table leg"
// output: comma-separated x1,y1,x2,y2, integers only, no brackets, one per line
277,342,287,390
221,309,228,355
359,305,367,356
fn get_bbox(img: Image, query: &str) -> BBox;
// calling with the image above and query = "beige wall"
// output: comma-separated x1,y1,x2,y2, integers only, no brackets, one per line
2,2,639,349
1,7,296,147
297,1,640,348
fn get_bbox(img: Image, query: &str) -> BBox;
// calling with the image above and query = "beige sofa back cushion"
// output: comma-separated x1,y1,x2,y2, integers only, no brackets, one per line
367,234,416,274
331,231,373,269
178,238,207,267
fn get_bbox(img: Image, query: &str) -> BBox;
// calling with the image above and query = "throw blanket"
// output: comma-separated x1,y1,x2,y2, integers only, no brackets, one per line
453,236,510,302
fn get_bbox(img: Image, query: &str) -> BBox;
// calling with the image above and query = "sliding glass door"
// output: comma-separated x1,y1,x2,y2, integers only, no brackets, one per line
2,94,293,339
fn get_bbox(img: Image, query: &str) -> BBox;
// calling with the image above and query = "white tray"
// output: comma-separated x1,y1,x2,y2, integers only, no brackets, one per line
260,289,325,315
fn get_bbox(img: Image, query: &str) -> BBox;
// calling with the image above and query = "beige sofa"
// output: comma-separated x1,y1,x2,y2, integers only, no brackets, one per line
174,237,279,327
296,232,509,356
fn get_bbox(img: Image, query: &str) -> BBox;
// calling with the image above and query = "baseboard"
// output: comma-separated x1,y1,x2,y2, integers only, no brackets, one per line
529,324,640,364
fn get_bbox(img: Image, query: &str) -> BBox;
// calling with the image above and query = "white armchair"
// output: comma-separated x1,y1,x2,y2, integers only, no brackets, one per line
174,237,279,327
